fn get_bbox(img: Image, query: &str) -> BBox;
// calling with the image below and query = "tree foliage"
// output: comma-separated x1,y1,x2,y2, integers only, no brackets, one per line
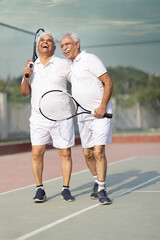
108,66,160,111
0,75,30,104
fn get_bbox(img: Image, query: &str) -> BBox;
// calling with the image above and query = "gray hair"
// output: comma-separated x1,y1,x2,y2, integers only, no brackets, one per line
63,32,80,50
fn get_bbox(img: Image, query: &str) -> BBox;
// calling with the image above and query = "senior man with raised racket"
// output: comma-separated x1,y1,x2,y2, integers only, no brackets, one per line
61,33,113,205
20,32,75,203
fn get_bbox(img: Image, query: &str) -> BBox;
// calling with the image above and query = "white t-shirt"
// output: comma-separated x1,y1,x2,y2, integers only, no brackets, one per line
29,56,71,120
71,51,112,117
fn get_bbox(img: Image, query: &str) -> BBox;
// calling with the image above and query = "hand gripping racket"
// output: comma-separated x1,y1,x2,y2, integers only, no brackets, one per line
39,90,113,121
25,28,45,78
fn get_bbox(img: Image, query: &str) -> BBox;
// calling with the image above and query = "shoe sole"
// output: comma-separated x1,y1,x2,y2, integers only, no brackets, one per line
33,195,47,203
61,196,75,202
99,201,112,205
90,196,98,200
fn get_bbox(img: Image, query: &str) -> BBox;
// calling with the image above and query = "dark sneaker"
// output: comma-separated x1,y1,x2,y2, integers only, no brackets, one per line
61,189,75,202
97,189,112,205
90,183,98,199
33,188,47,203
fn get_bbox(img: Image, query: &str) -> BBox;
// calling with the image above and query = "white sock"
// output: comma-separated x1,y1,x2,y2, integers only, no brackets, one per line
93,175,98,184
98,181,106,192
36,185,44,190
62,186,69,191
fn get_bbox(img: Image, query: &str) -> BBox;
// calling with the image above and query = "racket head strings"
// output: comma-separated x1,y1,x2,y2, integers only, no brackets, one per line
25,28,45,78
34,28,45,62
39,90,78,121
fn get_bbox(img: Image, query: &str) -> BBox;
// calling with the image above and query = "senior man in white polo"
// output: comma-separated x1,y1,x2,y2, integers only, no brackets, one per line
21,32,75,203
61,32,113,205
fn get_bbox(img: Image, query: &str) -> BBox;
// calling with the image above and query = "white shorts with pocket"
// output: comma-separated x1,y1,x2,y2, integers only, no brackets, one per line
30,117,75,149
78,117,112,148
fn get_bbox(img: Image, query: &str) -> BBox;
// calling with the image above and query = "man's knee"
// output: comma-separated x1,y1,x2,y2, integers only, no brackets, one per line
32,146,46,160
58,148,71,159
83,148,94,160
94,146,105,160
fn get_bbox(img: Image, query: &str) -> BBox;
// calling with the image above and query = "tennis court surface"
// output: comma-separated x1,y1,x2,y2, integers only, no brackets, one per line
0,142,160,240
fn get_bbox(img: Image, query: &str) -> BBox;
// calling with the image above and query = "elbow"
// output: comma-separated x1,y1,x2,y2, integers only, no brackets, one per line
21,92,28,97
20,87,30,97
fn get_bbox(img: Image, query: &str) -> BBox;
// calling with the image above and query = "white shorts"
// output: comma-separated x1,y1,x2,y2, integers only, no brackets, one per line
78,118,112,148
30,118,75,149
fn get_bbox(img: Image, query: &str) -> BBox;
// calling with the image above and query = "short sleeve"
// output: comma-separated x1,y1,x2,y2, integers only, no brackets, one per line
86,54,107,78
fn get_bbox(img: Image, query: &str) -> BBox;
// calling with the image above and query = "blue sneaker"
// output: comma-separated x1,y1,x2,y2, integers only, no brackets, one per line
97,189,112,205
90,183,98,199
33,188,47,203
61,189,75,202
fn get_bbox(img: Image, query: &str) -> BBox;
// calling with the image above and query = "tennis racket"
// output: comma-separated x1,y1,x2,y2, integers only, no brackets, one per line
39,90,113,121
25,28,45,78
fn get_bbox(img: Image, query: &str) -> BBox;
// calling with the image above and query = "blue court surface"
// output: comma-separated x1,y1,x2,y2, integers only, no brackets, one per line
0,156,160,240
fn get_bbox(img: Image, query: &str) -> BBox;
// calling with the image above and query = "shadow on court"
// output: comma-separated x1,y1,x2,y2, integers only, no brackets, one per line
63,167,160,199
108,169,160,195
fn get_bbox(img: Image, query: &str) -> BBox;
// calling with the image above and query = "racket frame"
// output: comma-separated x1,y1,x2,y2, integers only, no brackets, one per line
39,90,112,121
25,28,45,78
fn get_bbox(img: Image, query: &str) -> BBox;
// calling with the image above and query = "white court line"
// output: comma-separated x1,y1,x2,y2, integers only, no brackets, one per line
15,174,160,240
111,175,160,199
134,190,160,193
0,156,137,196
0,169,88,196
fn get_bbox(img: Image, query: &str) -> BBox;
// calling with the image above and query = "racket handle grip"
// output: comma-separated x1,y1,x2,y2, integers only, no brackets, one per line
91,111,112,118
25,73,30,78
25,62,34,78
103,113,113,118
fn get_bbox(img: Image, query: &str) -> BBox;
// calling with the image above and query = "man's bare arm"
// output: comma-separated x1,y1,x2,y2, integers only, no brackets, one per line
20,59,32,96
94,72,113,118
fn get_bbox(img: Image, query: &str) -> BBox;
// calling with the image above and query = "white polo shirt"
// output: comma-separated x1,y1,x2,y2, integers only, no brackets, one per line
29,56,71,120
71,51,112,117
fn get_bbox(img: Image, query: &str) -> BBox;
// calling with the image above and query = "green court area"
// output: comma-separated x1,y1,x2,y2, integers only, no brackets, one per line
0,156,160,240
